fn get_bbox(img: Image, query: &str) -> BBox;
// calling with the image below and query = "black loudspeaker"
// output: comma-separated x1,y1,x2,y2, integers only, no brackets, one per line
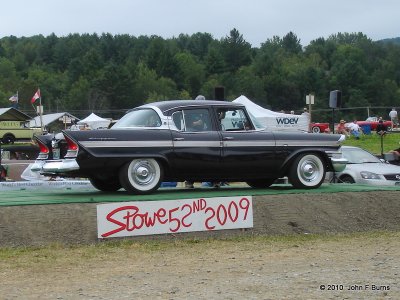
214,86,225,101
329,90,342,108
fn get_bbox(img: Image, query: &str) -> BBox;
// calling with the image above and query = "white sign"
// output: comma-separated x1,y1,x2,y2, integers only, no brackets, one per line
58,116,72,124
36,105,44,114
306,94,315,104
0,180,93,190
97,196,253,238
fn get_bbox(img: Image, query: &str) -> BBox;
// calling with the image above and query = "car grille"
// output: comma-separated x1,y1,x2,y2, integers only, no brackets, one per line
383,174,400,181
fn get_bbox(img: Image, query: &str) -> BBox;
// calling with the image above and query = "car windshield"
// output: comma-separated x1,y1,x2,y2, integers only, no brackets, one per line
341,147,381,164
112,108,161,128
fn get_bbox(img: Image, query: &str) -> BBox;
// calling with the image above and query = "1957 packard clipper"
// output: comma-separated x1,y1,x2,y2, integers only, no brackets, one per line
31,100,347,194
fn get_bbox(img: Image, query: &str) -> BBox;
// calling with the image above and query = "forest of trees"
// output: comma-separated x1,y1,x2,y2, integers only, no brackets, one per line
0,29,399,122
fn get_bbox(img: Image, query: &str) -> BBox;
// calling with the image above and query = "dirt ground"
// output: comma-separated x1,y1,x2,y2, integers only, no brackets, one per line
1,231,399,300
1,190,400,299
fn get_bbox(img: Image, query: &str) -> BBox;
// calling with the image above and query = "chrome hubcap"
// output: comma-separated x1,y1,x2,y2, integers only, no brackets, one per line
300,159,320,182
132,161,155,186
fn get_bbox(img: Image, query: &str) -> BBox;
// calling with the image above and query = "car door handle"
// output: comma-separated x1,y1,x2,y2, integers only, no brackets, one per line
223,137,234,140
173,137,185,141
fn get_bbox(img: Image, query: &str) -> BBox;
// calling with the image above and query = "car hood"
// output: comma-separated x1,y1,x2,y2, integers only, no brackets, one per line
344,162,400,174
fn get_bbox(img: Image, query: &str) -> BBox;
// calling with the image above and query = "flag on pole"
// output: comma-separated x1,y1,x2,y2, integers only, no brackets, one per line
31,89,41,104
9,94,18,102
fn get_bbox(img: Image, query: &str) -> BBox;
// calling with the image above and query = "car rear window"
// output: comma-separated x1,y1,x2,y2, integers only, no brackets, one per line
112,109,161,128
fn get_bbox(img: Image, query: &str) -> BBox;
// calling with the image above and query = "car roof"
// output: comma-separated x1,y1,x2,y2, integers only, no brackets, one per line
139,100,244,114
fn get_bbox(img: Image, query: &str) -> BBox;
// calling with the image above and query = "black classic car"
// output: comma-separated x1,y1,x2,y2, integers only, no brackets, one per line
31,100,347,194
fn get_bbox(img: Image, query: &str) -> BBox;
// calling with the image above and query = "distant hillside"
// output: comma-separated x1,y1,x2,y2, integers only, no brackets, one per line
378,37,400,44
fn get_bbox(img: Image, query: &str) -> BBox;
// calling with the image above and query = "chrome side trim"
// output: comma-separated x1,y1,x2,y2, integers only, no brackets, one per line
80,140,174,148
173,141,221,147
275,140,339,147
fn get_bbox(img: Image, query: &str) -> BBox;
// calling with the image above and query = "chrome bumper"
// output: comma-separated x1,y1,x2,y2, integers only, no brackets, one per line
30,159,80,173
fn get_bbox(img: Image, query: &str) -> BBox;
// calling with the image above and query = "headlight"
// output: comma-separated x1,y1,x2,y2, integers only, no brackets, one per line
360,171,382,180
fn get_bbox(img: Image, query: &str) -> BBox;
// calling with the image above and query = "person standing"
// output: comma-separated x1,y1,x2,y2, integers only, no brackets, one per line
389,108,398,129
302,107,311,131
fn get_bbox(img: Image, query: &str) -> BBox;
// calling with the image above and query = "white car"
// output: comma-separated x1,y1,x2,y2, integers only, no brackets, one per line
334,146,400,186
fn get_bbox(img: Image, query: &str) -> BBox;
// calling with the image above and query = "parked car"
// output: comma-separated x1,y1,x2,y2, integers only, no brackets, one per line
334,146,400,186
310,122,330,133
31,100,347,194
356,117,392,131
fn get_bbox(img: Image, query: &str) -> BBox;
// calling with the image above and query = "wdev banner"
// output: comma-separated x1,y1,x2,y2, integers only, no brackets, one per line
97,196,253,238
275,117,299,127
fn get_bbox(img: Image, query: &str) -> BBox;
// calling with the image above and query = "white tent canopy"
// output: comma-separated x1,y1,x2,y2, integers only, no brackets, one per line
77,113,111,129
233,95,309,132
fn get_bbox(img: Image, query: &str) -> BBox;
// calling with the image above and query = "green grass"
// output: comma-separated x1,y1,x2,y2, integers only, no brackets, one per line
0,231,398,266
342,131,399,155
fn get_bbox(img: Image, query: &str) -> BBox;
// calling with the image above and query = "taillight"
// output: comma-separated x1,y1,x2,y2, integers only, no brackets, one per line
37,140,49,154
64,135,78,151
64,135,79,158
36,139,49,159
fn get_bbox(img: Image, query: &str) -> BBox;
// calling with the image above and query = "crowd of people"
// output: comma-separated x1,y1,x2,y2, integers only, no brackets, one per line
334,108,398,138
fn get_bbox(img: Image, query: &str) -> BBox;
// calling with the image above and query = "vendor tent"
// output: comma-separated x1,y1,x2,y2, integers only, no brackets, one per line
29,112,79,132
233,95,309,132
77,113,111,129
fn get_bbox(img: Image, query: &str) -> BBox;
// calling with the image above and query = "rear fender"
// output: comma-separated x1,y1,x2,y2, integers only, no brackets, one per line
280,149,332,175
61,130,173,176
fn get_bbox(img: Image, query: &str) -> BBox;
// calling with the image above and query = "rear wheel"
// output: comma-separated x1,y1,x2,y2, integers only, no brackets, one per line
339,175,355,184
89,176,121,192
289,153,325,189
119,158,163,194
246,179,275,188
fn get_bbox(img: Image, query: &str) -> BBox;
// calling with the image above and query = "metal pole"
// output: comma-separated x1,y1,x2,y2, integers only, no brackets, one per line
309,94,312,124
39,95,44,134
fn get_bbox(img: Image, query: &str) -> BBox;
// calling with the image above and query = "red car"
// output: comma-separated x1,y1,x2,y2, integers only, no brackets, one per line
310,122,330,133
356,117,392,131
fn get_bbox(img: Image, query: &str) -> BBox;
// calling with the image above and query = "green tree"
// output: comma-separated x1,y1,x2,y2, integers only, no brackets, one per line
174,52,205,96
221,28,252,72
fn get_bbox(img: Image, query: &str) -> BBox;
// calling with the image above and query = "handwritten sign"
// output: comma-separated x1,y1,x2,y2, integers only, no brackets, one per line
97,196,253,238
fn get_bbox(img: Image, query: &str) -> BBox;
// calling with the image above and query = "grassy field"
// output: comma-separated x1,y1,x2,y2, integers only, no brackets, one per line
342,131,399,155
0,231,397,264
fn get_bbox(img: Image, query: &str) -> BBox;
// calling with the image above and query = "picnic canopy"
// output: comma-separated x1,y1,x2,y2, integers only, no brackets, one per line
77,113,111,129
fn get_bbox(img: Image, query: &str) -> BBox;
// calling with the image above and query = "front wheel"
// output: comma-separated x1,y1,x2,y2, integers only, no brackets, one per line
289,154,325,189
119,158,163,194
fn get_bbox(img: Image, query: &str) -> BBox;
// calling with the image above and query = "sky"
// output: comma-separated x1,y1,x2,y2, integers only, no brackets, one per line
1,0,399,47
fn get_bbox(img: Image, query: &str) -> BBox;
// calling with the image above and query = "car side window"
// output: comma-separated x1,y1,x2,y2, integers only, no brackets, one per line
172,109,212,132
171,111,184,130
218,108,252,131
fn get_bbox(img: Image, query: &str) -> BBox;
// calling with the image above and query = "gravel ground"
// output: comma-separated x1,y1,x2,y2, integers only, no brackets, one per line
1,231,399,300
